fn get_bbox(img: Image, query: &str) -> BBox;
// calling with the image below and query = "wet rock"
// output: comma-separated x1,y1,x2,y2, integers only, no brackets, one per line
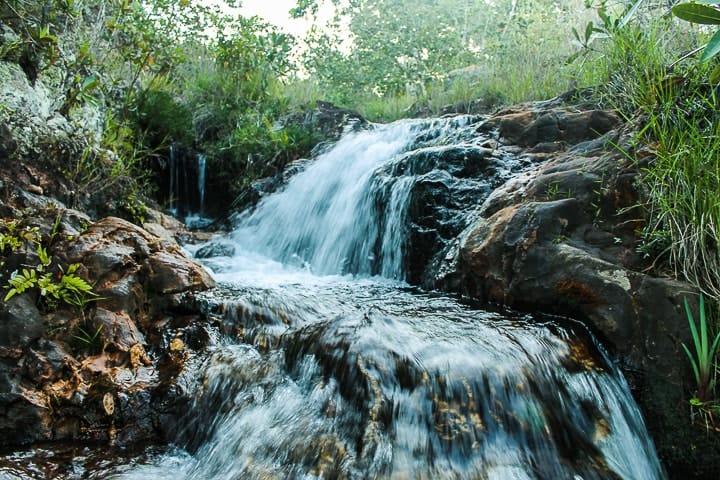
0,390,53,446
0,213,217,447
146,250,215,294
194,239,236,259
0,294,44,350
484,107,620,147
426,105,715,477
91,309,146,352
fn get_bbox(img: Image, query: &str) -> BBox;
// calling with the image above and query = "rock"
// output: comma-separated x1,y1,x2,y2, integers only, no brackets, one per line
146,250,215,294
194,239,236,259
0,294,44,350
0,213,217,447
91,309,146,352
482,107,620,147
280,101,368,144
426,104,718,477
0,390,53,446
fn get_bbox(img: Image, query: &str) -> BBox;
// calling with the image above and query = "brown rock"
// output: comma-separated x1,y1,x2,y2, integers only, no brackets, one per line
91,309,146,352
146,249,215,294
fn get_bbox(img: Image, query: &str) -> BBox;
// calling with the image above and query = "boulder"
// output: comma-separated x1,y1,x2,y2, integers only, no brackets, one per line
0,213,217,447
429,104,719,477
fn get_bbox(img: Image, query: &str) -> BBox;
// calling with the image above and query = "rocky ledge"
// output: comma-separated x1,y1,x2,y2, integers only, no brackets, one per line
0,210,215,447
427,102,720,477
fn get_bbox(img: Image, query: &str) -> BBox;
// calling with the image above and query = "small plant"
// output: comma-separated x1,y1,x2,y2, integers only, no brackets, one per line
682,294,720,403
0,221,40,253
5,268,38,301
1,216,99,311
4,256,99,309
73,324,104,355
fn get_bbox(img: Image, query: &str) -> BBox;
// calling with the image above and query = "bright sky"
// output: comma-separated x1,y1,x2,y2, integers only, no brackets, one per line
239,0,313,37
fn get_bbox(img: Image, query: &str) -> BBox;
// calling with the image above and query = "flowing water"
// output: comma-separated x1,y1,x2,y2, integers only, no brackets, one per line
1,118,664,479
197,153,207,216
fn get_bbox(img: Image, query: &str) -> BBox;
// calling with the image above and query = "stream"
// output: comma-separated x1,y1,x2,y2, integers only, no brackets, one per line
1,117,664,479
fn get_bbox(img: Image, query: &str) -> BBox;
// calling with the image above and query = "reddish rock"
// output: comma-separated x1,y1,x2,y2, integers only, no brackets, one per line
0,213,216,447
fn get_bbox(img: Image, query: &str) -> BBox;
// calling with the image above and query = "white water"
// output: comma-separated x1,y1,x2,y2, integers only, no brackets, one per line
14,116,663,479
144,117,664,479
229,117,473,279
197,153,206,215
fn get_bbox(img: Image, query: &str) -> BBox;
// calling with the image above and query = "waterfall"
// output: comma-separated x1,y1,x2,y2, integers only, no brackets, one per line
167,147,210,223
230,117,475,279
169,144,177,213
197,153,206,215
156,116,664,479
3,116,665,479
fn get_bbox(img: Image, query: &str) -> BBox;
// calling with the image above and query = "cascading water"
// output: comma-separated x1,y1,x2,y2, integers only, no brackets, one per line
1,117,665,479
229,117,476,279
169,144,177,213
167,146,212,227
197,153,206,215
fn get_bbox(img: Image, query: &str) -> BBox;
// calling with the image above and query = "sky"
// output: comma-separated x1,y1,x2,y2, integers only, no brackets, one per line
239,0,315,37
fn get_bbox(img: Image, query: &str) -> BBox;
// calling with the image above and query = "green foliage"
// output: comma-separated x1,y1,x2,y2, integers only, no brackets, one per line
293,0,590,118
568,0,647,64
0,221,40,253
73,324,104,355
4,268,38,302
631,70,720,297
672,2,720,63
682,294,720,403
135,86,193,146
1,216,99,310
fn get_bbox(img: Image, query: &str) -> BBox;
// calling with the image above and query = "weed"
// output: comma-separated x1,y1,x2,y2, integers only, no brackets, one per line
1,216,99,311
73,324,104,355
682,294,720,403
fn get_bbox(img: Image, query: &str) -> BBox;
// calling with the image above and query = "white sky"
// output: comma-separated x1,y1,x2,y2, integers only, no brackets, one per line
239,0,314,37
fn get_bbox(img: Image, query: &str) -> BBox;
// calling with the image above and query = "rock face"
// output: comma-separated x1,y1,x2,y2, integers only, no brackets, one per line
425,102,719,478
0,213,215,447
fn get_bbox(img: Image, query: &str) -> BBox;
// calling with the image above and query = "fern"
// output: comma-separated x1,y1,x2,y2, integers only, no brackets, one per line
4,269,39,301
60,272,95,294
2,217,99,310
36,245,51,271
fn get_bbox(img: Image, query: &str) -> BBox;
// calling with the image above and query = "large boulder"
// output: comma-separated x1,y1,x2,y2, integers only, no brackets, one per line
429,104,719,477
0,213,216,447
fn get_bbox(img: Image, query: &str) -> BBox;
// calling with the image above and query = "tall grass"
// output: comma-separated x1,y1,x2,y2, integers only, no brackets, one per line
639,79,720,298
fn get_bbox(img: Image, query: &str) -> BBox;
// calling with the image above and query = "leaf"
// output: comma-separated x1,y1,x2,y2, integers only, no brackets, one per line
710,63,720,83
61,274,95,294
81,76,100,92
565,50,586,65
672,3,720,25
617,0,646,30
685,297,702,360
572,27,581,44
701,28,720,61
682,343,701,387
584,21,594,44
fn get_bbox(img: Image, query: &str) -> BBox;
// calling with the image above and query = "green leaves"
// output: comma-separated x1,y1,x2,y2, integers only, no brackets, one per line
4,269,38,302
681,295,720,402
672,2,720,61
672,2,720,25
703,29,720,62
2,217,99,310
